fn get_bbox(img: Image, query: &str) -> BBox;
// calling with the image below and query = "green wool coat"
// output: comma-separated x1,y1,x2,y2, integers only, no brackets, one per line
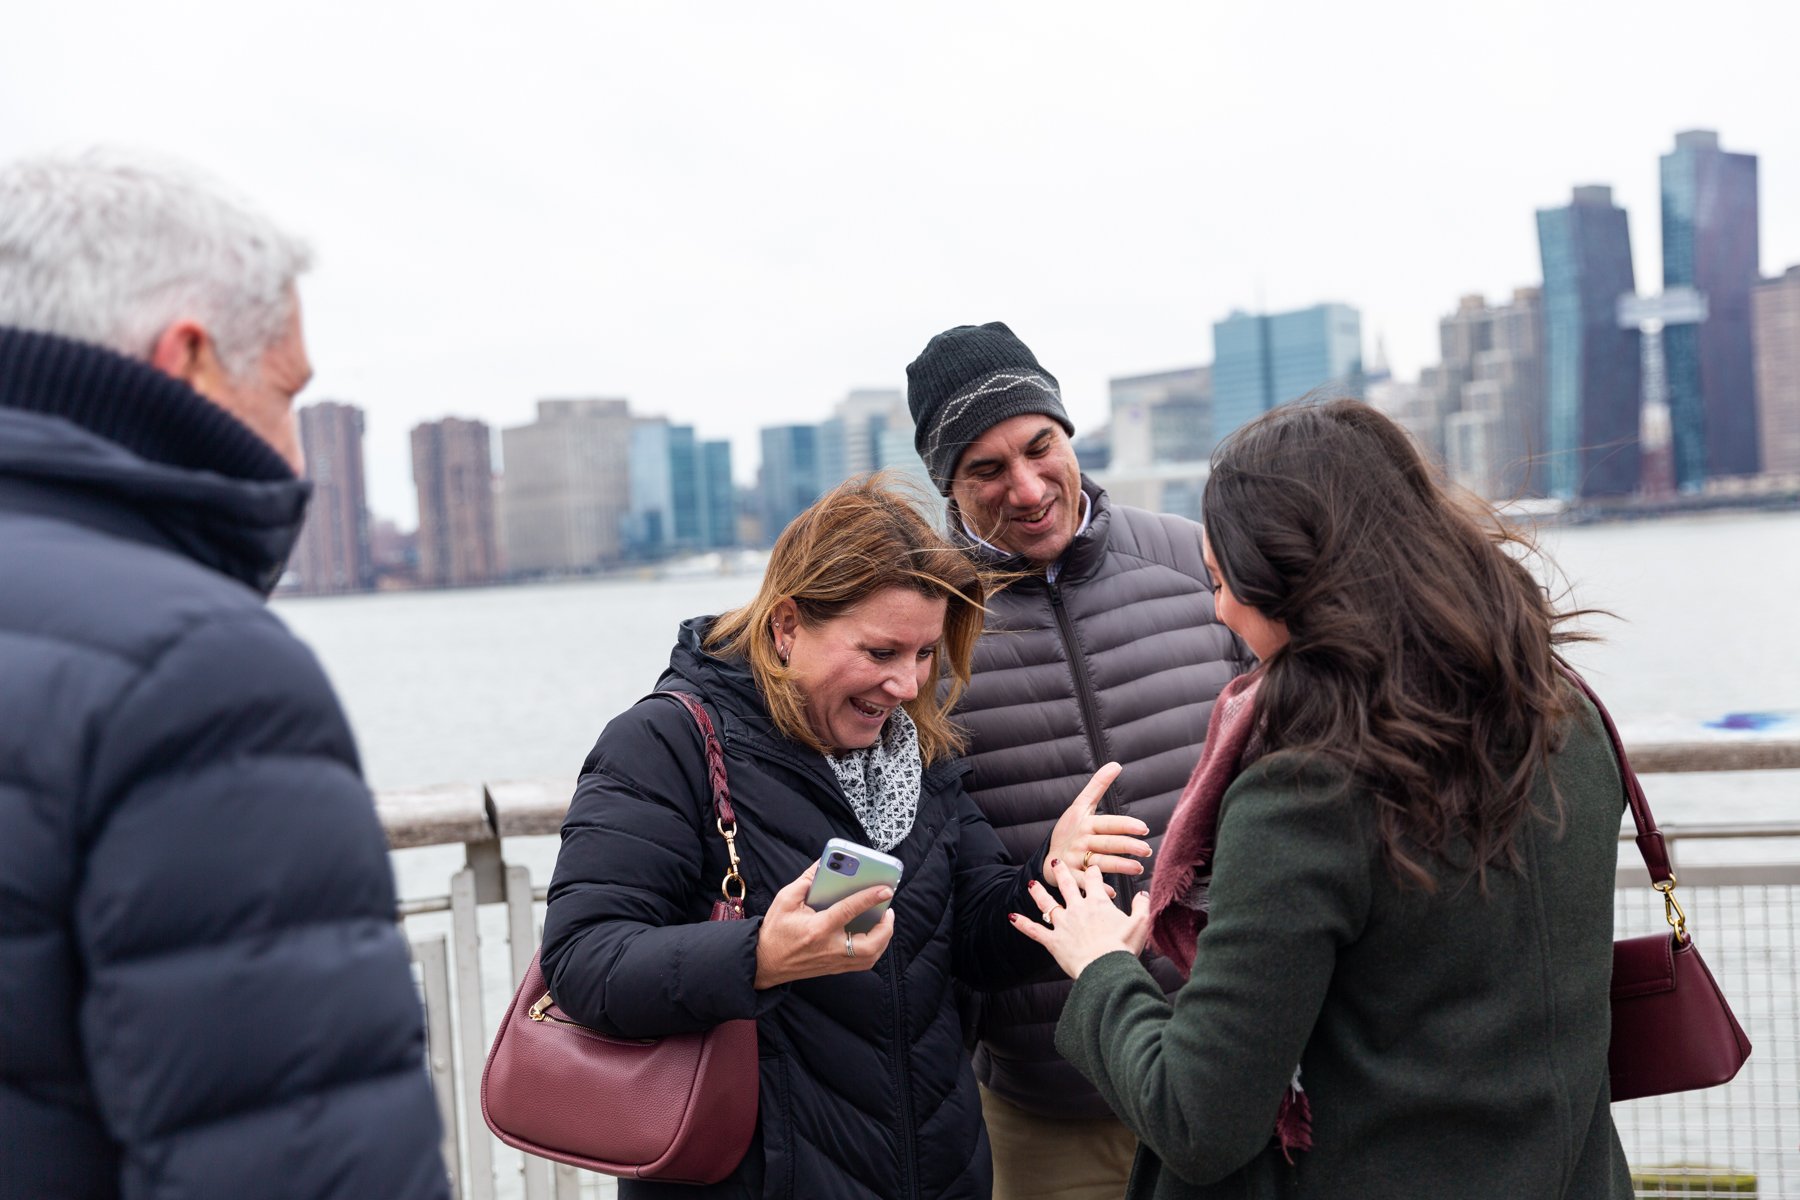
1056,697,1634,1199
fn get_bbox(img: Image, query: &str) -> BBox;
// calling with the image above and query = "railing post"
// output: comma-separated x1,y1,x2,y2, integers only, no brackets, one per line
504,861,552,1200
413,934,464,1200
451,845,500,1200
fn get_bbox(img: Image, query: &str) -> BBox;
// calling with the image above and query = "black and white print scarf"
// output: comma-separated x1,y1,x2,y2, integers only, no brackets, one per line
827,706,923,852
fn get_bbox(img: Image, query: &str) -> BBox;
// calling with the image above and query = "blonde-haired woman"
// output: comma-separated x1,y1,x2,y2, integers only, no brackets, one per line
541,475,1148,1200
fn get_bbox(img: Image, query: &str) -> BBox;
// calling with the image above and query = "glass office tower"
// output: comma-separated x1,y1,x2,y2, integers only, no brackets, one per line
1661,129,1761,485
1211,303,1362,448
1536,186,1642,499
758,424,825,545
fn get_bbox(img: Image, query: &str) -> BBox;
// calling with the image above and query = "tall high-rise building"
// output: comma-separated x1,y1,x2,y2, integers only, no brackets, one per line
499,398,634,575
1661,130,1761,484
1109,366,1212,468
832,389,910,480
1617,288,1708,499
625,417,676,558
1536,185,1642,499
411,417,497,587
759,424,826,545
1753,265,1800,477
291,400,372,593
812,388,917,496
698,440,736,549
626,420,739,558
1431,288,1547,498
1211,304,1361,446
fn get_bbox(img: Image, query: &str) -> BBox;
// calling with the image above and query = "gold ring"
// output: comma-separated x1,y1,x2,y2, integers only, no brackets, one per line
1081,849,1095,870
844,930,856,957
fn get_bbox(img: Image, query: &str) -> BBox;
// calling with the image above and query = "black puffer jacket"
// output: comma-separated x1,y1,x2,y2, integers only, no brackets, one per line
540,618,1054,1200
0,329,446,1200
951,480,1248,1118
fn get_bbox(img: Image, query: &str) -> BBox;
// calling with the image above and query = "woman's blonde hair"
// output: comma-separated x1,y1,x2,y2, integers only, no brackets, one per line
707,472,986,764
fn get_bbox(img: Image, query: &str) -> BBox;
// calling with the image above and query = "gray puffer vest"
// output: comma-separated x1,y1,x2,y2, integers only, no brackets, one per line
953,479,1249,1119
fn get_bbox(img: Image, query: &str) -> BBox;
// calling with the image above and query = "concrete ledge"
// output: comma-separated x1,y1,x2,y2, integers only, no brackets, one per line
1626,738,1800,773
376,782,492,849
485,777,572,839
370,740,1800,850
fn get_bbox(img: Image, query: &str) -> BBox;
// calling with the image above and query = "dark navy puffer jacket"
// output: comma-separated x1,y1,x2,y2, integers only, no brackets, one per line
950,481,1249,1118
540,618,1055,1200
0,329,446,1200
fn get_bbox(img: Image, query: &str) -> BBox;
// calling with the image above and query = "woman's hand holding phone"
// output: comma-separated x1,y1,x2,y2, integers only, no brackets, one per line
753,862,895,989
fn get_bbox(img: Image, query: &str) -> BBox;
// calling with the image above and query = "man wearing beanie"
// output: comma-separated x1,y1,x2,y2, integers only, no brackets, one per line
907,322,1247,1200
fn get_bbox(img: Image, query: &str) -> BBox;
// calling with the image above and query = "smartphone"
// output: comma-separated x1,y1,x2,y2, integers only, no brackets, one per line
805,838,904,934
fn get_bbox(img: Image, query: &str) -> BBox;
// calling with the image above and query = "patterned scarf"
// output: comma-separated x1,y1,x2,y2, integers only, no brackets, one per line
1147,669,1314,1162
827,706,923,852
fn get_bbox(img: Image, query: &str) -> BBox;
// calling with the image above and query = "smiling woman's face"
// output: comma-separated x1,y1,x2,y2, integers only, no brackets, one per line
775,587,947,753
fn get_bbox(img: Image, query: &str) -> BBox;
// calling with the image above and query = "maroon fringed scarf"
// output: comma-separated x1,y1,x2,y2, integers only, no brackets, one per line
1147,668,1314,1162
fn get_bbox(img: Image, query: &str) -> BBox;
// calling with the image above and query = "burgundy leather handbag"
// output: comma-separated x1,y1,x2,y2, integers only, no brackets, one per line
1564,670,1753,1102
480,692,759,1183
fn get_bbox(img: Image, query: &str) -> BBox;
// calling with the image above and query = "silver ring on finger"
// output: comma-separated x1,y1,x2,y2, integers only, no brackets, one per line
1041,905,1061,927
844,929,856,957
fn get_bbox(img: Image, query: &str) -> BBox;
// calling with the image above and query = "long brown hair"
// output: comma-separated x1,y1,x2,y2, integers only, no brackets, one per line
707,473,987,764
1203,398,1594,889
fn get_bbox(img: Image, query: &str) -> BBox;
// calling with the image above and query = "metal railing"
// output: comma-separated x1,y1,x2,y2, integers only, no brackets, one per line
382,739,1800,1200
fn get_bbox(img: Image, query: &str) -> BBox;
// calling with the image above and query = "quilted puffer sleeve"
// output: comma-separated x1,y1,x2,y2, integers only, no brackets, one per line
948,785,1061,991
540,697,776,1039
75,610,448,1200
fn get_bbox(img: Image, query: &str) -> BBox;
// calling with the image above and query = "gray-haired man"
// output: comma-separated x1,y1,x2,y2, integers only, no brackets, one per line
908,321,1246,1200
0,151,447,1199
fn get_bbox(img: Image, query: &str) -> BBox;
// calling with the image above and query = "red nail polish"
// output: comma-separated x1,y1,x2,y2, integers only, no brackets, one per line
1049,859,1059,869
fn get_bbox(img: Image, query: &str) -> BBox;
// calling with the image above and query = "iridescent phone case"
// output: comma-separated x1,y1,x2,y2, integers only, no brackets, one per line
805,837,904,934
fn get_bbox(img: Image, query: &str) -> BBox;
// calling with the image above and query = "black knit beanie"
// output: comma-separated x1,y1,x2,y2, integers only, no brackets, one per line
905,321,1074,495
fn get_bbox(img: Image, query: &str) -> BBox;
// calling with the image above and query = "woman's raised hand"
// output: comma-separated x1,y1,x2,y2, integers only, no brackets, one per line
1011,856,1152,980
1045,762,1151,882
754,862,895,989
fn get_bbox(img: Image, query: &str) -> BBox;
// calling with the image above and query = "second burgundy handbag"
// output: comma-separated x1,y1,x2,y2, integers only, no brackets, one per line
480,692,759,1183
1563,670,1753,1102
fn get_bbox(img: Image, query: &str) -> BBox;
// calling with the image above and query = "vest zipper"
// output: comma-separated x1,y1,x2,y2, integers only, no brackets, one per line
1047,580,1115,796
1047,581,1138,905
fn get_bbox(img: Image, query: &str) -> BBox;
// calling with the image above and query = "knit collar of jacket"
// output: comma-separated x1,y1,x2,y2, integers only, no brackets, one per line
0,325,310,594
944,474,1114,586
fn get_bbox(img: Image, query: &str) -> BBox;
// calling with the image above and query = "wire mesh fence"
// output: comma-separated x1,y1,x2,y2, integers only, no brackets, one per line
1613,879,1798,1199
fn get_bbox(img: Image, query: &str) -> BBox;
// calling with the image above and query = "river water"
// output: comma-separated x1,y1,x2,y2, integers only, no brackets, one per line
277,509,1800,833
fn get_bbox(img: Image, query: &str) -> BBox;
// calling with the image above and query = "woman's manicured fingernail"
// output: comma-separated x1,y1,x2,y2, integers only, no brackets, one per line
1007,913,1020,924
1048,859,1059,869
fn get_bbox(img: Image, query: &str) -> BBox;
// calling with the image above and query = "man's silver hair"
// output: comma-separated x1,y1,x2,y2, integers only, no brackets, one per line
0,148,313,376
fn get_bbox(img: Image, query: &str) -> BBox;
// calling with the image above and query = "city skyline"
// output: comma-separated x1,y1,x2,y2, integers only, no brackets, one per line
299,113,1796,530
5,2,1795,526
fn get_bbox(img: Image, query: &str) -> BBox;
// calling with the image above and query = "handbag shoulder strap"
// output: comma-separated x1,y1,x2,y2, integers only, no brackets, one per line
650,690,746,910
1556,665,1672,887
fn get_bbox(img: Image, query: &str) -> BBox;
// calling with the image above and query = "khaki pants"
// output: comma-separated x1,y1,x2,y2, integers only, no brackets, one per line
980,1083,1138,1200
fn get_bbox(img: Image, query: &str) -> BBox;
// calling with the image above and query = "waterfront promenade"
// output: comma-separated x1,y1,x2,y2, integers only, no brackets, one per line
267,510,1800,1199
378,736,1800,1200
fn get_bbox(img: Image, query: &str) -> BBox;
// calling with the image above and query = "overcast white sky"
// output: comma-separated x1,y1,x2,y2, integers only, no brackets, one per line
4,0,1795,526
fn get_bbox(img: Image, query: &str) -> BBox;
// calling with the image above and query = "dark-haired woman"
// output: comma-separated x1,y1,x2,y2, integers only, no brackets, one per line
1012,399,1632,1198
540,476,1151,1200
